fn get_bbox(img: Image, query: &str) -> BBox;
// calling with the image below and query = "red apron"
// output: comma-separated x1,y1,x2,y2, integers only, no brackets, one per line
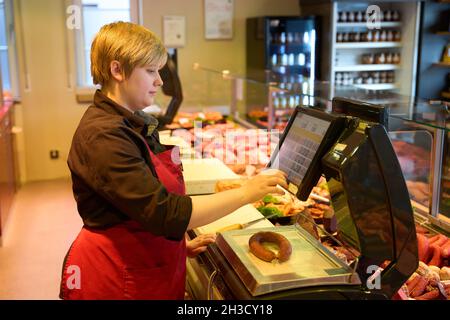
60,144,187,300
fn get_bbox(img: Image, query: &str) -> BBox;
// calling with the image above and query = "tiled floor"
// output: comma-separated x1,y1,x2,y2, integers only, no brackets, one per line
0,179,82,300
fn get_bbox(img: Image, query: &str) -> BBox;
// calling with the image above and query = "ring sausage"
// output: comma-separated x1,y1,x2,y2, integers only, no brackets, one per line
248,231,292,262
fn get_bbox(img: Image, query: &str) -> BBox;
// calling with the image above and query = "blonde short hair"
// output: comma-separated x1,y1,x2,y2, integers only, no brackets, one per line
90,21,167,86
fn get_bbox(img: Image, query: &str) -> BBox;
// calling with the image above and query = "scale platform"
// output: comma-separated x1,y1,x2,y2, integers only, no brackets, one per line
216,225,361,296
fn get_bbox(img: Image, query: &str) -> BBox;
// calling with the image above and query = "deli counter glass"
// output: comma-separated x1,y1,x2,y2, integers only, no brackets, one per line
152,65,449,299
177,64,450,228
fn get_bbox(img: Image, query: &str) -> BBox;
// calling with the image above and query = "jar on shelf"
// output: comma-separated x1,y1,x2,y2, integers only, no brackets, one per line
354,32,361,42
380,72,387,83
373,72,380,84
356,11,363,22
380,30,387,42
394,30,401,42
373,30,380,42
365,76,374,84
280,32,286,44
393,53,401,64
384,10,392,22
386,52,393,64
386,71,395,83
366,30,373,42
392,10,400,21
287,32,294,43
375,52,386,64
362,53,374,64
349,32,356,42
335,72,343,85
348,11,355,23
343,32,350,42
340,11,348,23
355,77,363,84
387,30,394,42
336,32,343,42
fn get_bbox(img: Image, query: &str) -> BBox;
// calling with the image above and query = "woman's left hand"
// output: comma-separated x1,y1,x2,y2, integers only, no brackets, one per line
186,233,216,258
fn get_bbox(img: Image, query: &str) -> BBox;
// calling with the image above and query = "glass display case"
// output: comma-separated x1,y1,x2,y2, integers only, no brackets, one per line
164,64,450,231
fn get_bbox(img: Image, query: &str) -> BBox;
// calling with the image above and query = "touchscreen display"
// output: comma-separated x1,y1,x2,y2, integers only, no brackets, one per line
270,113,331,194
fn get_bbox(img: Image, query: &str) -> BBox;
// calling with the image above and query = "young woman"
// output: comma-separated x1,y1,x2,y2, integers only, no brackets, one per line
60,22,287,300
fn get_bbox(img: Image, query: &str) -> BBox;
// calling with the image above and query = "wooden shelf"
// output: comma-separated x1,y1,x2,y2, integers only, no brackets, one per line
336,22,402,28
433,62,450,68
335,64,400,72
336,42,402,49
353,83,399,90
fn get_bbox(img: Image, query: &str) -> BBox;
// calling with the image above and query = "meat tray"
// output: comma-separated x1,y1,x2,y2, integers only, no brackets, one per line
215,225,361,296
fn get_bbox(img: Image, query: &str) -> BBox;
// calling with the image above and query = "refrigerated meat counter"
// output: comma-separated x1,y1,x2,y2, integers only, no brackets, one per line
187,106,418,300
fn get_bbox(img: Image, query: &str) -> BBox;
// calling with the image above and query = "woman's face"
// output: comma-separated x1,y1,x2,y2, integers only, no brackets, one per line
121,63,164,112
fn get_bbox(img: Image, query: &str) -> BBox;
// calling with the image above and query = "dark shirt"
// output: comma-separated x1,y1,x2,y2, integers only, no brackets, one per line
67,90,192,241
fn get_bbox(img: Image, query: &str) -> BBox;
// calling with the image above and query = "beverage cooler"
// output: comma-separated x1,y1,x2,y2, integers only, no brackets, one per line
246,16,319,123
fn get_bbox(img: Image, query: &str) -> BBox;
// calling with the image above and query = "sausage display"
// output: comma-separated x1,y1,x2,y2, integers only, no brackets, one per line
248,231,292,262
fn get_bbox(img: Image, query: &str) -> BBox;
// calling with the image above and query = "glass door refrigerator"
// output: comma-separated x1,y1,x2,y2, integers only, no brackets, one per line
246,16,319,129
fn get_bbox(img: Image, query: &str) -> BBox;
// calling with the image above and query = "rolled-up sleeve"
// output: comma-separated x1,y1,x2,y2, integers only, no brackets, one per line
72,126,192,241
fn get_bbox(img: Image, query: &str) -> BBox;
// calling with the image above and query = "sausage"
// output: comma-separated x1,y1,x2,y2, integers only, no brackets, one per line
417,234,430,262
415,289,440,300
428,244,442,267
248,231,292,262
441,241,450,259
406,274,421,293
410,275,429,297
433,235,449,247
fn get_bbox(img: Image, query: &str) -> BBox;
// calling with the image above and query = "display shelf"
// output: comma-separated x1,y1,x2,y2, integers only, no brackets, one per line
335,64,400,72
336,22,402,28
433,62,450,68
336,42,402,49
353,83,399,90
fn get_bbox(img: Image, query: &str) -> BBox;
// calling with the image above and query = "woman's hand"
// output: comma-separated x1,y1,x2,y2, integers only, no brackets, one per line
242,169,288,203
186,233,216,258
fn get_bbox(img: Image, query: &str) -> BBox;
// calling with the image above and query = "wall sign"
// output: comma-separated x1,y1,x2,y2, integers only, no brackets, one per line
204,0,233,40
163,16,186,48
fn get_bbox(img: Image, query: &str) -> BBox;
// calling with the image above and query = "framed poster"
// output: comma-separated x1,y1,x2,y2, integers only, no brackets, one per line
163,16,186,48
204,0,234,40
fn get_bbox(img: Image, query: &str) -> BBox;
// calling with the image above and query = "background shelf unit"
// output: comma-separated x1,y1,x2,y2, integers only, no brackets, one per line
335,64,400,72
336,22,402,28
300,0,421,99
416,1,450,100
335,42,402,49
353,83,399,90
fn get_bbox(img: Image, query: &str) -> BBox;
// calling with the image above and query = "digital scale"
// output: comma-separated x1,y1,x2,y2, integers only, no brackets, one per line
190,104,418,299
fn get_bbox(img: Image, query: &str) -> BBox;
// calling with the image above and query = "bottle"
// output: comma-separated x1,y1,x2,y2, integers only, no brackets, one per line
298,53,305,66
282,53,288,66
384,10,392,22
380,30,387,42
392,10,400,22
340,11,348,23
387,30,394,42
348,11,355,23
287,32,293,43
336,32,343,42
288,53,295,66
271,54,277,66
280,32,286,44
356,11,363,22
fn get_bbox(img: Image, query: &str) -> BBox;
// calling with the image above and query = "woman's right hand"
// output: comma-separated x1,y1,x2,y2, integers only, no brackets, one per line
242,169,288,203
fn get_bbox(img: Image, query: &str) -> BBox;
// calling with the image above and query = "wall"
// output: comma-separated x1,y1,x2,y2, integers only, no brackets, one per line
15,0,300,182
142,0,301,106
14,0,88,183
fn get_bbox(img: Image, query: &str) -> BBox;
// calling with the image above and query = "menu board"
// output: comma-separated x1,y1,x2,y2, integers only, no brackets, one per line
270,113,331,193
